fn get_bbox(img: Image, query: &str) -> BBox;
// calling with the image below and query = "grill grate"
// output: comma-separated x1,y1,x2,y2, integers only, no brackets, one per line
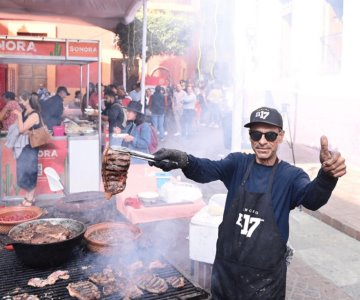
0,245,209,300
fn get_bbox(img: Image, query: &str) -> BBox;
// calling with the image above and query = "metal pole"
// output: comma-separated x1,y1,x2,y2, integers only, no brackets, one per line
86,64,90,107
122,62,127,92
80,65,83,99
140,0,148,113
97,42,102,191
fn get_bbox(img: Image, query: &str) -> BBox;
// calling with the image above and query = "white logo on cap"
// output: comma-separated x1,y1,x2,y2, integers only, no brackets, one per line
255,110,269,119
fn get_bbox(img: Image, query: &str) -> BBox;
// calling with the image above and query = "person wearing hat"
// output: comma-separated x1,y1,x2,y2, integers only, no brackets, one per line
40,86,69,130
121,100,152,163
148,106,346,299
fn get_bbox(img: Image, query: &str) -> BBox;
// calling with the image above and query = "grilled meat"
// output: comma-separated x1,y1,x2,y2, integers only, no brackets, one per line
134,273,168,294
128,261,144,274
89,267,116,286
67,281,100,300
102,147,131,199
148,259,166,270
28,270,69,287
122,283,144,299
12,222,73,244
166,276,185,288
12,294,39,300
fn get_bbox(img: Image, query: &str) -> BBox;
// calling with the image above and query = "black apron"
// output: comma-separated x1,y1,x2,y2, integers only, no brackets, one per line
211,158,287,300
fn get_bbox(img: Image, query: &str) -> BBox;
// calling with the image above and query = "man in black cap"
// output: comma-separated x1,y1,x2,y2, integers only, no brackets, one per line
41,86,69,130
148,106,346,299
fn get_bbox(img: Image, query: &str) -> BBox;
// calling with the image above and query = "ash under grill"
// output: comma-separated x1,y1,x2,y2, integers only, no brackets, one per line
0,244,209,300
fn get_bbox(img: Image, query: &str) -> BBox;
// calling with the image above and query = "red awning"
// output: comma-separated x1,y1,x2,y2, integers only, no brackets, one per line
0,0,143,32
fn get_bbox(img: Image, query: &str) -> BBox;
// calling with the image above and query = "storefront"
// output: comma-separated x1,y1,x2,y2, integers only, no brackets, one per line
0,35,102,199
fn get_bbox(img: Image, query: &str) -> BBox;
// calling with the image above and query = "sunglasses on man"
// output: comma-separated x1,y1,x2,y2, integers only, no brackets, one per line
249,131,281,142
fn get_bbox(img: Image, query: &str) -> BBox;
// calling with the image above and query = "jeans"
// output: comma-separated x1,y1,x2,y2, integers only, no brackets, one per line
181,109,195,137
152,114,165,139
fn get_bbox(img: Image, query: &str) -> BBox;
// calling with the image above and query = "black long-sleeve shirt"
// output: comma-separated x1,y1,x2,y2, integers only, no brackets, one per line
183,152,338,241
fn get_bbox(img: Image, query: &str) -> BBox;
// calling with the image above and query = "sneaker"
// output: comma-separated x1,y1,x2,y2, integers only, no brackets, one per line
173,132,181,136
160,138,166,142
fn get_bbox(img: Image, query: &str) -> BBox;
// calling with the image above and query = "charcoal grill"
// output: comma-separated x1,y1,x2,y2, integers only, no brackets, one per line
0,239,210,300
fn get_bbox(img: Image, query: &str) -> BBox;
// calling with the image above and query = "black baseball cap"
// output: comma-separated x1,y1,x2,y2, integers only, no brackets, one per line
56,86,70,96
244,107,283,129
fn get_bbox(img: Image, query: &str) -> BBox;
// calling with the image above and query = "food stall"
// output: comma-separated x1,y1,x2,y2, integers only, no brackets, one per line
0,35,102,199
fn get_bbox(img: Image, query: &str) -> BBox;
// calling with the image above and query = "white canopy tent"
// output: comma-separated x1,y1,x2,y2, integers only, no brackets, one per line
0,0,143,31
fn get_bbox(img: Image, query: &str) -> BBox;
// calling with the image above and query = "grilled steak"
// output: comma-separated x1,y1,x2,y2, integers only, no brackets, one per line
89,267,116,286
12,294,39,300
148,259,166,270
67,281,100,300
102,147,131,199
134,273,168,294
28,270,69,287
166,276,185,288
123,283,144,299
128,261,144,274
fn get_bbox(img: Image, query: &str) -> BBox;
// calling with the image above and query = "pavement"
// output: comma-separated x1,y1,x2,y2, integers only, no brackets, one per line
158,123,360,299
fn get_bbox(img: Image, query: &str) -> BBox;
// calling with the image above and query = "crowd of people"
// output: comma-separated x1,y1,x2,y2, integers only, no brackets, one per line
0,78,231,205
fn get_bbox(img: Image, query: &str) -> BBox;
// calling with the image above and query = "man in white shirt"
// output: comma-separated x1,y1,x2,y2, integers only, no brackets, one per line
129,82,141,102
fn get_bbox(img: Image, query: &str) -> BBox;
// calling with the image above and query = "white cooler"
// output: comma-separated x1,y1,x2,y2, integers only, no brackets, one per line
189,194,226,264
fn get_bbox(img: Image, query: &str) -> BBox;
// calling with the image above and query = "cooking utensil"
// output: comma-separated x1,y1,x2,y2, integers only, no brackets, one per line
110,146,179,167
6,218,86,267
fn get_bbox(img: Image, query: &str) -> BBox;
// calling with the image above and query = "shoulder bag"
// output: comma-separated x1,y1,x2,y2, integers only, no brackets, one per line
28,114,52,148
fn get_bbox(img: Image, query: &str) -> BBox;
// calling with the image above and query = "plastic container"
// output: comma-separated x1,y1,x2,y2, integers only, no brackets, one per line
155,172,172,190
53,125,65,136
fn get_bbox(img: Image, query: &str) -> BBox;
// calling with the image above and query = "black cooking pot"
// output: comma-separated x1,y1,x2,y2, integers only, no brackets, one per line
6,218,86,268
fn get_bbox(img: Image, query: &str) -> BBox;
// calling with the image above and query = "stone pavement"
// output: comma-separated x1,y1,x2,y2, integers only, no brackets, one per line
159,124,360,299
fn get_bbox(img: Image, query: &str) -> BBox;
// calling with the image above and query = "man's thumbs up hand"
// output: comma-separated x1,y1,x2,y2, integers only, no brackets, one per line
320,136,332,163
319,135,346,178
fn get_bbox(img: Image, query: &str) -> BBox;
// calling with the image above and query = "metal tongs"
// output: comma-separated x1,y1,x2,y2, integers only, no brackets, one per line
110,146,178,167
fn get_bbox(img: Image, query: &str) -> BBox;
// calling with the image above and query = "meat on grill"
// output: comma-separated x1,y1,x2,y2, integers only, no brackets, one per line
67,281,101,300
148,259,166,270
127,261,144,274
12,294,40,300
89,267,116,286
102,147,131,199
166,276,185,288
134,273,168,294
28,270,70,287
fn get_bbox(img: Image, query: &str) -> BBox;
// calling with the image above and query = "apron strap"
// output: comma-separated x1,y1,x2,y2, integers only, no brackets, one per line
240,158,254,187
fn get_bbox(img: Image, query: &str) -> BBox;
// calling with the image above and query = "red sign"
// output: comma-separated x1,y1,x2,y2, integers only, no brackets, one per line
68,41,99,58
0,39,65,57
0,139,67,198
0,37,99,61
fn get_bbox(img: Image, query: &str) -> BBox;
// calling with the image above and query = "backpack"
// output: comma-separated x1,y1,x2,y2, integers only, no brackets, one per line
138,122,158,154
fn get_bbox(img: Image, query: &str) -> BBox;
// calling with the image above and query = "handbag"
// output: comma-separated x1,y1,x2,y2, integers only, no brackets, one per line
28,117,52,148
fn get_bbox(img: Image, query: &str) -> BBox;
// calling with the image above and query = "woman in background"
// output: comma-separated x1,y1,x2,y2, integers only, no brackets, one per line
0,91,21,130
12,92,42,206
122,100,152,164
